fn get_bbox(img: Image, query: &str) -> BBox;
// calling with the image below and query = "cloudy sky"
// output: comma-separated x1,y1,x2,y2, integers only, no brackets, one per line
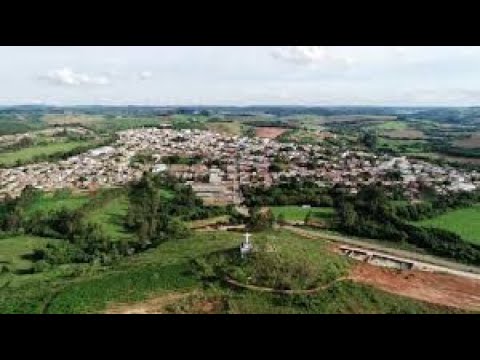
1,46,480,106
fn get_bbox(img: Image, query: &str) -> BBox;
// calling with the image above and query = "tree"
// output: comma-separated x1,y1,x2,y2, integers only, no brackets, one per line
248,207,274,231
361,131,378,150
304,211,312,225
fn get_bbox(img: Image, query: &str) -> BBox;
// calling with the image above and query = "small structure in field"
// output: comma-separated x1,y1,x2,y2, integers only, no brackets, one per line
240,232,253,258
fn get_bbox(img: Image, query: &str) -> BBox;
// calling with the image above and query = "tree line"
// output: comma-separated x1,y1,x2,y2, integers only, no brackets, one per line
394,190,480,221
241,180,333,207
331,185,480,265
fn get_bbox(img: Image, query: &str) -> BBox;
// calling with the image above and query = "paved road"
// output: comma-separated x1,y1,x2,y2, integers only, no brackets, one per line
283,225,480,280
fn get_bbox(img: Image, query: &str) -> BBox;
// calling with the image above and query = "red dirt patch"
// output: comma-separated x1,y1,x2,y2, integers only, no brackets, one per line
350,263,480,311
255,127,288,139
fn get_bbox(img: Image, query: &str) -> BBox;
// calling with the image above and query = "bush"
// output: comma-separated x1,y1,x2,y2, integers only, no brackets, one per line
32,260,51,273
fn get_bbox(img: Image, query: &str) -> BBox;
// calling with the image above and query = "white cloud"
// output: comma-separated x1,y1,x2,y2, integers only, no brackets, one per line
270,46,354,67
138,71,153,80
42,67,110,86
392,46,408,57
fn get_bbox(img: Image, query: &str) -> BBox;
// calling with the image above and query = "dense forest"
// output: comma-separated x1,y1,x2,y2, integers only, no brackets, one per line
242,180,333,207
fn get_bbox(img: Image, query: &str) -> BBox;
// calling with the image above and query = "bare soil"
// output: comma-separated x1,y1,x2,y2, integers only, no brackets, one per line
350,263,480,312
255,127,288,139
104,291,195,314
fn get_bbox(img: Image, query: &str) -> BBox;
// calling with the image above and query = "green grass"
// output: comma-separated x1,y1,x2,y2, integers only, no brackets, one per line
204,230,350,290
414,204,480,245
0,235,54,272
24,192,90,216
375,121,408,130
0,230,463,314
221,280,460,314
270,206,333,222
86,195,132,241
0,231,240,313
85,189,174,241
377,138,427,153
0,140,91,166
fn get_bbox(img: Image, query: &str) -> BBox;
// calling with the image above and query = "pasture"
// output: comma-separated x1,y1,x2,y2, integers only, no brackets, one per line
0,140,91,167
24,192,90,217
0,235,54,273
375,120,409,130
42,114,104,126
377,138,427,154
270,206,334,222
86,195,132,241
0,230,458,314
414,204,480,245
375,121,425,140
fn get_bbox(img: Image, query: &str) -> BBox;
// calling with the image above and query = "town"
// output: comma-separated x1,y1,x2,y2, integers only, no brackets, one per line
1,127,478,203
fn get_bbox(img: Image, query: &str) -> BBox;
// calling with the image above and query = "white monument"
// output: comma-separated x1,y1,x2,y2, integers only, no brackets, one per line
240,232,253,258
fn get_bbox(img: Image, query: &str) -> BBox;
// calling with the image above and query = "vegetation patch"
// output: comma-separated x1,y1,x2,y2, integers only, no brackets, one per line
0,235,55,273
414,204,480,245
192,230,349,291
270,206,333,223
0,140,92,167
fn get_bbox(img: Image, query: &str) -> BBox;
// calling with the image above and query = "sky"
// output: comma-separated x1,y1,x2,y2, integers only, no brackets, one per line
1,46,480,106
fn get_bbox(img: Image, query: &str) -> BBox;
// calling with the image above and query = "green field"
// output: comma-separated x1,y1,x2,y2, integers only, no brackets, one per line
0,140,91,166
414,204,480,245
374,121,408,130
270,206,334,222
377,138,427,154
85,189,173,241
0,235,55,273
0,230,458,314
86,195,132,241
24,192,90,217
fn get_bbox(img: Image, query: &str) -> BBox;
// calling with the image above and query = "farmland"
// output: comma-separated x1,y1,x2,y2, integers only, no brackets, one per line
254,127,288,139
0,140,92,167
414,204,480,245
270,206,334,222
43,114,104,126
205,121,243,136
454,133,480,149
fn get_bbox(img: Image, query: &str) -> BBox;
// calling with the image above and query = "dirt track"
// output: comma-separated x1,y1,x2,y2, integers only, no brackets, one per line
283,226,480,279
104,292,194,314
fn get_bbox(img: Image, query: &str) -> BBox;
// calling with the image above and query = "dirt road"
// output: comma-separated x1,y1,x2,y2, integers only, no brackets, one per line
283,226,480,280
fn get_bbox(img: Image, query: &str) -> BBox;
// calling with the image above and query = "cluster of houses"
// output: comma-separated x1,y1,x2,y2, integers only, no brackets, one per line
0,128,479,203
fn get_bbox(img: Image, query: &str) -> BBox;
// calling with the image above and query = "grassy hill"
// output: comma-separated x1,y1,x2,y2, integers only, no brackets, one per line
0,229,461,314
